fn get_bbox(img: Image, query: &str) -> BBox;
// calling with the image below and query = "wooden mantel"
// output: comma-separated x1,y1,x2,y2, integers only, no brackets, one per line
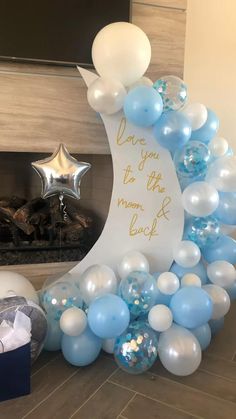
0,0,186,155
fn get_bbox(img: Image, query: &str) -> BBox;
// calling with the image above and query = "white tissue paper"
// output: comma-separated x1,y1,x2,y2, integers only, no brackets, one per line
0,310,31,353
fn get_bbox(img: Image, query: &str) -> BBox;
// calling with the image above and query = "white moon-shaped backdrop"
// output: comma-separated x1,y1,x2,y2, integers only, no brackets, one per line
70,67,184,275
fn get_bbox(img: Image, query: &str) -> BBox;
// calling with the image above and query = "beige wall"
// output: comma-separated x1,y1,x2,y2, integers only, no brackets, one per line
184,0,236,150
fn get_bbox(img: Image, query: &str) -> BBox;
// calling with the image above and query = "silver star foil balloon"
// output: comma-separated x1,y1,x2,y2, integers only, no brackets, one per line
32,144,91,199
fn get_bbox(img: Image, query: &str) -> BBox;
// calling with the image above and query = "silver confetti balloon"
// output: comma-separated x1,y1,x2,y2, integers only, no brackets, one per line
32,143,91,199
158,324,202,376
78,264,118,305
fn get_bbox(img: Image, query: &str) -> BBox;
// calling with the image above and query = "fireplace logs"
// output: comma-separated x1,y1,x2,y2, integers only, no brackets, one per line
0,196,94,265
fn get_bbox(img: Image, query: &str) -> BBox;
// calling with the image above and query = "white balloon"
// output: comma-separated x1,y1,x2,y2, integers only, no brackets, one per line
102,338,115,354
173,240,201,268
60,307,87,336
118,251,149,280
158,324,202,376
209,137,229,158
79,264,118,305
207,261,236,287
128,76,153,91
203,284,230,319
157,272,180,295
182,182,219,217
206,156,236,192
87,77,126,115
181,273,202,288
182,103,208,130
148,304,173,332
92,22,151,86
0,271,38,304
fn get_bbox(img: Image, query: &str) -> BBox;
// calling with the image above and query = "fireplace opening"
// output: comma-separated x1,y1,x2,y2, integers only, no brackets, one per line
0,152,113,266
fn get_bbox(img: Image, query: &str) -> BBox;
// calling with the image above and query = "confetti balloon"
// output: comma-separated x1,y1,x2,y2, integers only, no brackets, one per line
119,271,157,318
41,281,83,320
186,216,220,248
153,75,187,111
114,321,158,374
174,141,211,179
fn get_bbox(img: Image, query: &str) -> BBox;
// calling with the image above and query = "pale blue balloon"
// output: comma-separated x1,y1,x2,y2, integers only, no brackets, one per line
124,86,163,127
191,323,211,350
170,260,208,285
190,108,219,143
202,235,236,264
153,111,191,153
170,286,213,328
214,192,236,225
61,326,102,366
209,317,224,335
87,294,130,339
44,314,62,351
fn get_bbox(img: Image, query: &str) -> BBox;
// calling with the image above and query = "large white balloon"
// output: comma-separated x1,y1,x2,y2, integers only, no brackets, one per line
118,251,149,280
206,156,236,192
182,103,208,130
209,137,229,158
173,240,201,268
203,284,230,319
92,22,151,86
60,307,87,337
79,264,118,305
0,271,38,304
87,77,126,115
207,261,236,287
158,324,202,376
148,304,173,332
157,272,180,295
182,182,219,217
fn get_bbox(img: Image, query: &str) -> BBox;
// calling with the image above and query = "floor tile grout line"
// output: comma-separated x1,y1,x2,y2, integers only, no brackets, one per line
146,371,236,406
206,352,236,363
31,354,61,377
117,393,137,419
22,369,80,419
198,366,236,383
68,367,120,419
108,379,203,419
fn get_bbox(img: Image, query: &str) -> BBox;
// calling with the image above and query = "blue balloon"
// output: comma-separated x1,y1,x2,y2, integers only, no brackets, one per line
170,286,213,328
202,234,236,264
87,294,130,339
174,141,211,180
190,108,219,143
114,321,158,374
224,281,236,301
44,314,62,351
209,317,224,335
170,260,208,285
61,326,102,366
153,111,191,153
186,216,220,248
119,271,157,318
191,323,211,350
214,192,236,225
124,86,163,127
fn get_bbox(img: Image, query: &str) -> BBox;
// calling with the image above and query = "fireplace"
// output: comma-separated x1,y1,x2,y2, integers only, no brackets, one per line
0,152,112,266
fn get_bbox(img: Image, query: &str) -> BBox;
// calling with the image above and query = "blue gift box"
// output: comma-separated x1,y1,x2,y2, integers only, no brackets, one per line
0,342,31,402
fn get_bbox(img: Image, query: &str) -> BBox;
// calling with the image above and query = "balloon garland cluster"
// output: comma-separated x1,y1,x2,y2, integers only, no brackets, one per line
40,22,236,377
